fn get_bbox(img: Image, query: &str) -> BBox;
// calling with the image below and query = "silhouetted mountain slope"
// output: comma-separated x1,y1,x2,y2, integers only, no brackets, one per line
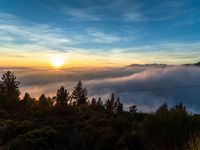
184,62,200,66
127,63,168,68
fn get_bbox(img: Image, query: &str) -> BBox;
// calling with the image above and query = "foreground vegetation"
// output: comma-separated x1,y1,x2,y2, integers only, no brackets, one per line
0,71,200,150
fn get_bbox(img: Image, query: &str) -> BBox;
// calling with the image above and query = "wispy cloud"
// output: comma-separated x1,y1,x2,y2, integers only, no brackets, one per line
88,30,122,43
122,0,189,22
0,13,72,51
64,7,102,21
123,12,146,22
0,12,127,50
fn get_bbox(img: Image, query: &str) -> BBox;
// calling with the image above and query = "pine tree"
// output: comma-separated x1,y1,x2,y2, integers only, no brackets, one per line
0,83,4,108
56,86,70,107
0,71,20,109
96,97,104,110
39,94,52,111
20,92,38,110
22,92,33,106
91,98,97,107
115,97,123,113
105,93,115,112
71,81,88,105
129,105,137,114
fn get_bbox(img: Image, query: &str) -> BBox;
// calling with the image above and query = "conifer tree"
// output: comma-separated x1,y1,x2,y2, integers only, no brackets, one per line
56,86,70,107
96,97,104,110
105,93,115,112
91,98,97,107
22,92,33,106
0,71,20,109
129,105,137,114
71,81,88,105
115,97,123,113
39,94,52,111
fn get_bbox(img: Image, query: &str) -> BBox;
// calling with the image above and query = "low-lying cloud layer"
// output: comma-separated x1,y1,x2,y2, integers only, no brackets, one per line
1,65,200,113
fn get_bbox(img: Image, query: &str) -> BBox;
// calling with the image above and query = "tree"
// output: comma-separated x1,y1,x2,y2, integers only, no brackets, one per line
114,97,123,113
157,102,168,113
105,93,115,112
129,105,137,114
56,86,70,107
39,94,53,111
20,92,36,108
0,71,20,109
104,94,123,113
141,103,189,149
170,103,187,116
96,97,104,110
22,93,32,104
0,83,4,107
91,98,97,107
71,81,88,105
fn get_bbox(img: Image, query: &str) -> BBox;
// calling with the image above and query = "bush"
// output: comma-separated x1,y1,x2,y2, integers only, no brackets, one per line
186,133,200,150
8,127,58,150
0,120,35,145
0,109,8,118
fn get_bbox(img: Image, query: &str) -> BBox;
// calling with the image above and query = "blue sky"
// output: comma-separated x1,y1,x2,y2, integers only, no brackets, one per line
0,0,200,67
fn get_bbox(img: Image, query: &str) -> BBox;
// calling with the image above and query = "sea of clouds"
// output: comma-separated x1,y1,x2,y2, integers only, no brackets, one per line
1,65,200,113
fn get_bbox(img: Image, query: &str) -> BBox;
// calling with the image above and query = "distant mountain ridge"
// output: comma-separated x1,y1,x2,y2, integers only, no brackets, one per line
184,62,200,66
194,62,200,66
128,62,200,67
127,63,168,68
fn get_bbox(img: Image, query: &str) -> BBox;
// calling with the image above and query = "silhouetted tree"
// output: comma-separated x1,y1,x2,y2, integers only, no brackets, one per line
114,97,123,113
0,71,20,109
96,97,104,110
22,93,32,104
0,83,4,107
141,103,190,149
105,93,115,112
105,93,123,113
21,93,34,106
56,86,70,107
19,92,39,112
91,98,97,107
129,105,137,114
170,102,187,116
71,81,88,105
39,94,53,111
156,102,168,113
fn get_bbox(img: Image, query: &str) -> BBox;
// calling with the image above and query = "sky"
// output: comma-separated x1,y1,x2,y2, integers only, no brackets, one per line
1,0,200,112
0,0,200,67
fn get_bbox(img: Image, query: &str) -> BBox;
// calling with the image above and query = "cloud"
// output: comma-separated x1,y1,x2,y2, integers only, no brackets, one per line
63,7,102,21
123,12,146,22
2,65,200,113
0,12,127,53
122,0,189,22
89,31,122,43
87,66,200,113
0,13,72,51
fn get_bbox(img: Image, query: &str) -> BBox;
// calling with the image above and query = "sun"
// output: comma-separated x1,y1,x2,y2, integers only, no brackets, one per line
51,57,64,68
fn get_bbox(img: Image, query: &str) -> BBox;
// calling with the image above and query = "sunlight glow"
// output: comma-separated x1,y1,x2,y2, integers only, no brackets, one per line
51,57,64,68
